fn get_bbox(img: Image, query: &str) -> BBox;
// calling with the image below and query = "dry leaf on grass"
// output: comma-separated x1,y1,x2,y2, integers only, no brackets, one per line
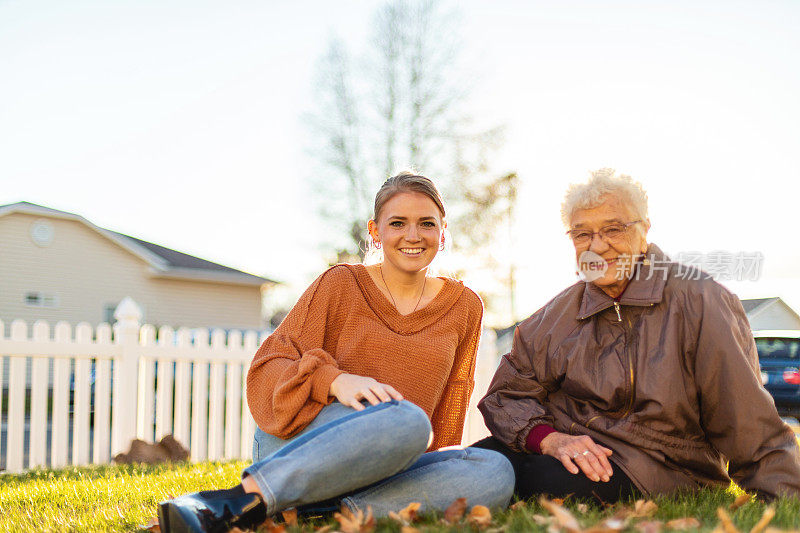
636,521,664,533
539,497,582,533
443,497,468,524
614,500,658,520
334,505,376,533
576,504,589,513
750,507,776,533
583,517,628,533
389,502,422,525
140,516,161,532
532,514,553,525
717,508,740,533
510,501,528,511
255,518,286,533
467,505,493,529
634,500,659,518
400,527,421,533
281,508,298,526
665,517,701,530
729,494,751,511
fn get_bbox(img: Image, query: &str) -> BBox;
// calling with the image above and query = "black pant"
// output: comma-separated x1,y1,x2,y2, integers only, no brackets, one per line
472,436,638,504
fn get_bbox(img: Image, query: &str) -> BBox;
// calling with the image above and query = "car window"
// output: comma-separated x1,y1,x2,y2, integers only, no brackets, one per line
755,338,800,360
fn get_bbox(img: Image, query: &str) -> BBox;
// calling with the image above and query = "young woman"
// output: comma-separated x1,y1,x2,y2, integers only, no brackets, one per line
159,172,514,533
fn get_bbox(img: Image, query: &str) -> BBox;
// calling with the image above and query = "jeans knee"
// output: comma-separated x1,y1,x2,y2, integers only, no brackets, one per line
390,400,432,452
468,447,515,506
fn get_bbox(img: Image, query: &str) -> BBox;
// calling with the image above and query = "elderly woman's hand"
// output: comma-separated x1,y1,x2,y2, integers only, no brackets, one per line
540,432,614,482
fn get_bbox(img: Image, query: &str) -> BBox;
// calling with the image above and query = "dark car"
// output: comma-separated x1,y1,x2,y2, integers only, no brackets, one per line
754,330,800,418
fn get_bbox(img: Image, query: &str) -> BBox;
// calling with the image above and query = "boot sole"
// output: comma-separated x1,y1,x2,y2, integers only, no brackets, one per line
158,501,192,533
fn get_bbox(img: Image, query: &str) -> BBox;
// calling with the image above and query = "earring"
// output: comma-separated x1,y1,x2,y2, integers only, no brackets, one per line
373,240,382,249
439,237,445,251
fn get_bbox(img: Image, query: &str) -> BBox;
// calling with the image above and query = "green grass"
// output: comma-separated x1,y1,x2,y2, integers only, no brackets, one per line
1,461,799,532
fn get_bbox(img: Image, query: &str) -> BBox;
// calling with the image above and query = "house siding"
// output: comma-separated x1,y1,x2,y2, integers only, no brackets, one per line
0,212,264,332
748,302,800,331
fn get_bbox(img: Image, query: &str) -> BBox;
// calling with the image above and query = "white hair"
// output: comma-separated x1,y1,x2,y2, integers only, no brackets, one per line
561,168,649,227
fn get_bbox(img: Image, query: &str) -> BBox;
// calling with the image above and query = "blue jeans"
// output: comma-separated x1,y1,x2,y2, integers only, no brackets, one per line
242,400,514,517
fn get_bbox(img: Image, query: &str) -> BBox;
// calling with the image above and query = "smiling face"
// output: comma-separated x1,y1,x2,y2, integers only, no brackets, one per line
368,191,445,277
569,194,650,297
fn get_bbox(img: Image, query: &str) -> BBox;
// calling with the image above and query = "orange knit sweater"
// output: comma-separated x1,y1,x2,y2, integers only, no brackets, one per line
246,264,483,451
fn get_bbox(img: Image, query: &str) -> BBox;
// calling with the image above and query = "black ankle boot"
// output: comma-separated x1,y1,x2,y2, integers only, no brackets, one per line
158,487,267,533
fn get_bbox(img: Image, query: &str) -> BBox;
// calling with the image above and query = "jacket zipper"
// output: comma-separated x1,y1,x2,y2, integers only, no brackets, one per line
620,313,635,417
613,301,622,322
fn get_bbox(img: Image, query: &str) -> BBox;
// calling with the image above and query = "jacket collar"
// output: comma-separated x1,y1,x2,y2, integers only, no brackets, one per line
577,243,669,320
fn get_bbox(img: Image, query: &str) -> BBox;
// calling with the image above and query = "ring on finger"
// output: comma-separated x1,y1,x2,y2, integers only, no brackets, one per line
582,450,591,456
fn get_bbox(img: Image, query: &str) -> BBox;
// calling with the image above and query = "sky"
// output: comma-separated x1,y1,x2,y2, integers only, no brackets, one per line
2,0,799,325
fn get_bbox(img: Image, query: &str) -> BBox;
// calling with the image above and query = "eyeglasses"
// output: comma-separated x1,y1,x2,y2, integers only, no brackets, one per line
566,220,642,246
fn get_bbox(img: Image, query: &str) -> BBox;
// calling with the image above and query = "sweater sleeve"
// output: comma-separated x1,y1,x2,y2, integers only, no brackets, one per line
429,291,483,450
246,268,346,439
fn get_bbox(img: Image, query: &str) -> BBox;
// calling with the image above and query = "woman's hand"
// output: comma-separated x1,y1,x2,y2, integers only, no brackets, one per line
540,432,614,482
329,373,404,411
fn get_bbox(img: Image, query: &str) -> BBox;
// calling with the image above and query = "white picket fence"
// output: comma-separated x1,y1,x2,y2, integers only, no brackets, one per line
0,298,499,474
0,297,262,473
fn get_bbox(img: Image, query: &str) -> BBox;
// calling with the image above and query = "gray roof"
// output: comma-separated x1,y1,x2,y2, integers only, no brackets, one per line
740,297,780,314
0,201,273,284
109,231,268,282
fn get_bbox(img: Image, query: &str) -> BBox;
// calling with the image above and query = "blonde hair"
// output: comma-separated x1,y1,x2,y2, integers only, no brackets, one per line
373,171,446,220
561,168,649,227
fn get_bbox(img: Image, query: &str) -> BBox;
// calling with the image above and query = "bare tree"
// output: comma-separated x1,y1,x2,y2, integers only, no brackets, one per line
307,0,520,323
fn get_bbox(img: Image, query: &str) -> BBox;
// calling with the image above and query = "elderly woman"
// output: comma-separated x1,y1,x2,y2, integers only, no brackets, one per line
475,168,800,502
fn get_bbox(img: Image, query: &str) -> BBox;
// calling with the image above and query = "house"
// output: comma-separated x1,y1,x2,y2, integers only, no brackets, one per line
0,202,274,331
741,297,800,331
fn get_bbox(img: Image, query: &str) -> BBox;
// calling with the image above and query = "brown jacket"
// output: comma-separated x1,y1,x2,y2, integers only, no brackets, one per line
479,244,800,499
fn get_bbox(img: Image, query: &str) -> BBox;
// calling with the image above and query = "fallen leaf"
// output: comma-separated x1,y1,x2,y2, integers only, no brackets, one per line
389,502,422,525
718,508,742,533
532,514,553,525
281,508,298,526
255,518,286,533
510,501,528,511
729,494,751,511
666,517,701,530
583,518,628,533
636,521,664,533
444,497,468,524
539,497,582,533
468,505,493,529
140,516,161,532
334,505,376,533
634,500,659,518
717,508,740,533
553,498,566,505
601,518,629,530
400,527,421,533
750,507,776,533
576,503,589,513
